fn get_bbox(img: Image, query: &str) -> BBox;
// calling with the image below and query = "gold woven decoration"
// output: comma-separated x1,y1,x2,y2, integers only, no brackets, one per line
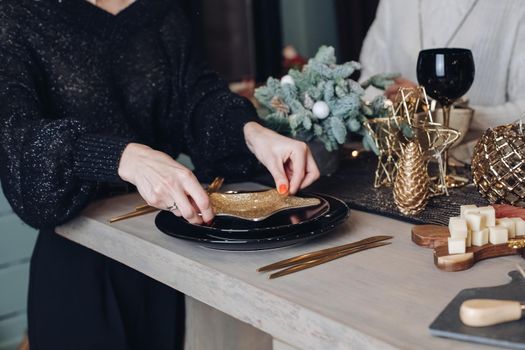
393,140,430,215
472,123,525,206
363,87,460,196
392,86,434,127
364,116,403,187
363,87,432,188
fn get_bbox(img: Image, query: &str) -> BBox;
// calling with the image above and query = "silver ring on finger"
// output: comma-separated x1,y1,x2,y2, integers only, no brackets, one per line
166,202,178,212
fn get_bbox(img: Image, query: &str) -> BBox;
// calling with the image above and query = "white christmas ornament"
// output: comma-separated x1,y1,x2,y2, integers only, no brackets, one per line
312,101,330,119
280,75,295,86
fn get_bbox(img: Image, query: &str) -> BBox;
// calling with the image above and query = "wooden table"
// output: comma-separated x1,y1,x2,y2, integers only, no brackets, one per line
55,188,521,350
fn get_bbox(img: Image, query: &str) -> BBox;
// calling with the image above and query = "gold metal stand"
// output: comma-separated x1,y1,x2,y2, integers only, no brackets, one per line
441,105,468,188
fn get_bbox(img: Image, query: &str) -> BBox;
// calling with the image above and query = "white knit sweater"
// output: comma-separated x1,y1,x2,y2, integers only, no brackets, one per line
360,0,525,130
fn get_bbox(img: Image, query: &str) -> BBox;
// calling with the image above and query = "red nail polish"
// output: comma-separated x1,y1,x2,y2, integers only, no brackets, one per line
278,184,288,194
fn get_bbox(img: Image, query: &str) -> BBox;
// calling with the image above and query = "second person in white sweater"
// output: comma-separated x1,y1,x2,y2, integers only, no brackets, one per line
360,0,525,131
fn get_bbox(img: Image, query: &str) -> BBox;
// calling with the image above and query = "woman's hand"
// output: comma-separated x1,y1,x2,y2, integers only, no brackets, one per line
243,122,320,195
384,77,418,100
118,143,213,225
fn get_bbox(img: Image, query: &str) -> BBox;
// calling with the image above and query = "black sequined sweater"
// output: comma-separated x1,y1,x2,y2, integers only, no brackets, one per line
0,0,259,229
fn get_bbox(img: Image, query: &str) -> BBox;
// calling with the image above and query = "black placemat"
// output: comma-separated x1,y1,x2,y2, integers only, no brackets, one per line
309,154,488,226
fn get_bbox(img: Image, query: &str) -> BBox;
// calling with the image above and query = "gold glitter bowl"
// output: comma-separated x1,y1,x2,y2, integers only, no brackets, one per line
209,189,322,221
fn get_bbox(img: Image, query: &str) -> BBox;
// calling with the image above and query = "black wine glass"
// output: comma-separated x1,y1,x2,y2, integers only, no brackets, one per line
417,48,475,187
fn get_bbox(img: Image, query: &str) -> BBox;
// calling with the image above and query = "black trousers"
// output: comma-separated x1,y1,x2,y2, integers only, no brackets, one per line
28,230,185,350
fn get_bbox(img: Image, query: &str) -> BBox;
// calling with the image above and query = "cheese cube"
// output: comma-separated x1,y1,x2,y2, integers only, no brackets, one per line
449,217,468,238
489,226,508,245
448,237,466,254
511,217,525,236
465,213,486,232
466,230,472,247
478,206,496,227
496,218,516,238
460,204,478,218
472,228,489,247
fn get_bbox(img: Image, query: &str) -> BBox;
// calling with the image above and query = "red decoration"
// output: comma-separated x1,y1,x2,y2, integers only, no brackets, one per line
282,45,307,74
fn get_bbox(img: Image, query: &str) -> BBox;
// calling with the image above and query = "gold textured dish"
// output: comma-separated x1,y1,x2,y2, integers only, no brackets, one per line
209,189,322,221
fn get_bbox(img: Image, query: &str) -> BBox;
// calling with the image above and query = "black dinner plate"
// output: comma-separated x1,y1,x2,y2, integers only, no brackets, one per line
155,193,350,251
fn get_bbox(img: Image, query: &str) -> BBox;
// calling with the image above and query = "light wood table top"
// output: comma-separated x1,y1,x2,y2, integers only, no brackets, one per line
56,188,520,350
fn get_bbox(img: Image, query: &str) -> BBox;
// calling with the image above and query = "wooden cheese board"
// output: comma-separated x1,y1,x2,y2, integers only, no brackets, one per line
412,225,525,272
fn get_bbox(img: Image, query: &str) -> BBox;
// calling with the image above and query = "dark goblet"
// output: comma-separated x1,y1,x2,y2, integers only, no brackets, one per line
417,48,475,187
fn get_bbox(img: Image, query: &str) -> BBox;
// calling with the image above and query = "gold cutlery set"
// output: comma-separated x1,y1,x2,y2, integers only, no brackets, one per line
257,235,393,279
109,204,158,223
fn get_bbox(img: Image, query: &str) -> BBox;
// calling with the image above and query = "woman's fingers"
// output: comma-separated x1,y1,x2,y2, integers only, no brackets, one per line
118,144,215,225
183,179,214,224
242,123,322,194
266,159,289,195
159,170,202,225
170,208,182,217
300,148,320,189
170,188,202,225
265,142,319,195
278,143,318,195
288,145,307,194
170,170,215,225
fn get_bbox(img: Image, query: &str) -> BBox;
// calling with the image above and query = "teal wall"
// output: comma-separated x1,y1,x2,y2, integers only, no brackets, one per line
0,185,37,350
280,0,339,59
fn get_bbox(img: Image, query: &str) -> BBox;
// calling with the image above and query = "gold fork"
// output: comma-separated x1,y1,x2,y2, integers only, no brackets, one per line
109,177,224,223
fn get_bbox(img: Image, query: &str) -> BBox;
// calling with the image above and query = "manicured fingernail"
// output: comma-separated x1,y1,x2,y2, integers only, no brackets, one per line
205,220,213,226
278,184,288,194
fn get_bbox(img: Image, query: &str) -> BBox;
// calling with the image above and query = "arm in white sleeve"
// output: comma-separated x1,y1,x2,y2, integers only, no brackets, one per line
471,15,525,130
359,0,391,100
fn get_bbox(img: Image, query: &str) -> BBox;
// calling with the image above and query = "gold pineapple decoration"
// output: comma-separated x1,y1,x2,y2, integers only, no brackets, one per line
393,140,429,215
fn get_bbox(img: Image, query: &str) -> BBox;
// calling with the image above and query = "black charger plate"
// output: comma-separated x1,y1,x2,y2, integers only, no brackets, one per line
155,193,350,251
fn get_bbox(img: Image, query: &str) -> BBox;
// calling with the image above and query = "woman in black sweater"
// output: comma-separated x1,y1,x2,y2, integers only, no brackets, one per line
0,0,319,348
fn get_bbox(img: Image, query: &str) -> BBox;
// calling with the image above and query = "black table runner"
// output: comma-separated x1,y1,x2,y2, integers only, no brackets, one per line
309,155,489,226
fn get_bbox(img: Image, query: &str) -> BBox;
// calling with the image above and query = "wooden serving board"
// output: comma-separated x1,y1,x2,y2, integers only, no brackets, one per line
412,225,525,272
430,270,525,349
